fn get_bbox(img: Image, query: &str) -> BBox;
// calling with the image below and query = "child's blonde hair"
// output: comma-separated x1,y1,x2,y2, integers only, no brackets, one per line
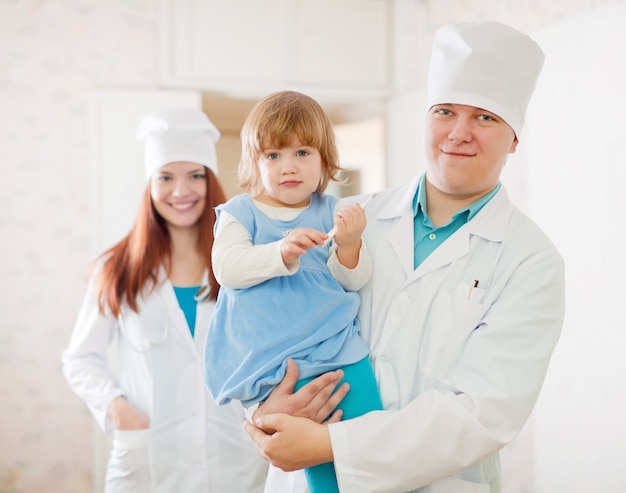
238,91,343,196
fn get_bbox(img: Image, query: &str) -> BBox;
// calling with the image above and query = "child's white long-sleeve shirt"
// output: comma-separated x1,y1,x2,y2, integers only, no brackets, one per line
212,199,371,291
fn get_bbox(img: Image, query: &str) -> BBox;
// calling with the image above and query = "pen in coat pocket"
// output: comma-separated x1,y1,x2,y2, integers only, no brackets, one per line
467,279,479,300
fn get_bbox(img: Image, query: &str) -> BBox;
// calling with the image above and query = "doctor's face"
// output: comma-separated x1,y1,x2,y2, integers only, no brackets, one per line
150,161,207,230
424,104,518,200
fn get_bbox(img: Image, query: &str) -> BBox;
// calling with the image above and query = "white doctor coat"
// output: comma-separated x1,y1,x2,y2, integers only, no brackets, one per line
266,179,565,493
62,265,268,493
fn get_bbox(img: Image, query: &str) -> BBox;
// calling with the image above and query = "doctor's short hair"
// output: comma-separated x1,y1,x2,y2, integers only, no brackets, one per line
238,90,343,196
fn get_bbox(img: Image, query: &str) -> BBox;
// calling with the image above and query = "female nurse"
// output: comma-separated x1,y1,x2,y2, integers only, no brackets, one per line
62,107,268,493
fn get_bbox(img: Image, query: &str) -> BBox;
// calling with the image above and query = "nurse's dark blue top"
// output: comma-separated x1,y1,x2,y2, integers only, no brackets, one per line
204,193,368,407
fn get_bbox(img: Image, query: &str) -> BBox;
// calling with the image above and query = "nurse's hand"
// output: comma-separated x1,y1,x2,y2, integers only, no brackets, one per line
107,396,150,430
253,358,348,423
244,413,335,471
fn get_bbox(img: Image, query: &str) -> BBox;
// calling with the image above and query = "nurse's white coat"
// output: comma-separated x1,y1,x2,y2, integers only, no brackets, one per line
63,266,268,493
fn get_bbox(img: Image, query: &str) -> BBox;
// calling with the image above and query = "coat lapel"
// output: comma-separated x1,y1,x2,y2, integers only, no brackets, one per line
158,266,209,359
404,187,514,285
373,177,421,280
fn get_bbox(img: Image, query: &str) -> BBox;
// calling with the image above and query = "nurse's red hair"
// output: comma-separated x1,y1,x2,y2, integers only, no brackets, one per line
95,169,226,317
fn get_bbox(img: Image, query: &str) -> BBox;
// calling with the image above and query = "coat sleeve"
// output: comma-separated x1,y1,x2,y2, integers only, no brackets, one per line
61,267,125,433
329,244,565,492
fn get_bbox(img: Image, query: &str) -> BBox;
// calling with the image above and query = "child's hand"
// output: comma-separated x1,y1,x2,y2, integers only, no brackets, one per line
280,228,326,266
332,203,366,250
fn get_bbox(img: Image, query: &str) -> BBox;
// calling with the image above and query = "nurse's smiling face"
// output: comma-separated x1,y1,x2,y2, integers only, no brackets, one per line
425,103,518,202
150,161,207,230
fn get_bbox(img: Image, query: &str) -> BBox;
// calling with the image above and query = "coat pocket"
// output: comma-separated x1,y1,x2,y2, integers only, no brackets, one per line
112,428,150,450
105,429,151,492
426,476,490,493
452,281,490,333
420,282,490,378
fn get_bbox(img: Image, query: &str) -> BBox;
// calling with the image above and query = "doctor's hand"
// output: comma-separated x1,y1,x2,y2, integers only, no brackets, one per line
244,413,334,471
107,396,150,430
253,358,348,424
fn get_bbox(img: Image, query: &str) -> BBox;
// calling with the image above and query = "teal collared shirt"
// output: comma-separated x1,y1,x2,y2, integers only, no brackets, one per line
413,174,500,269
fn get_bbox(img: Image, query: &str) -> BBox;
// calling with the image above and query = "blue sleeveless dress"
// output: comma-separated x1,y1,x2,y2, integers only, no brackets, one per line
204,192,369,407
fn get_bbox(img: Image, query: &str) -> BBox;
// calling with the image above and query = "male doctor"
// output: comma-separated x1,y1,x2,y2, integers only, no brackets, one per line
245,20,566,493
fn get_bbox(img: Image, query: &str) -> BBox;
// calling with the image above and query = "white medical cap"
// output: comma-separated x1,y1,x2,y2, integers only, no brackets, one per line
427,21,545,138
135,107,221,180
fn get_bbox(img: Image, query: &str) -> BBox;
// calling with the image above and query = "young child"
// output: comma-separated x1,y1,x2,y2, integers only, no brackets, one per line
203,90,382,493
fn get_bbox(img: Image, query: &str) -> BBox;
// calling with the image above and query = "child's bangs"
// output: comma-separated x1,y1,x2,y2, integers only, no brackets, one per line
260,113,323,151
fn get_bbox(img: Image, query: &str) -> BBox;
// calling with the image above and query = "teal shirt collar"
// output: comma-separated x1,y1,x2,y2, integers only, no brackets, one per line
412,173,501,226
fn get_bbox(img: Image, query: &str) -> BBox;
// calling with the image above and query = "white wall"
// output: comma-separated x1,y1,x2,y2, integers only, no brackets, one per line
0,2,160,492
1,1,625,491
525,5,626,491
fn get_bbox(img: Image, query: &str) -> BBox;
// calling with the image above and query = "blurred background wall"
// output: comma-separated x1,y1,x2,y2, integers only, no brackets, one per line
1,1,625,492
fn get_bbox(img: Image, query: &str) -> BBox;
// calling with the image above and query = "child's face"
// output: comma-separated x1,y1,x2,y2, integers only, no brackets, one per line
255,138,323,208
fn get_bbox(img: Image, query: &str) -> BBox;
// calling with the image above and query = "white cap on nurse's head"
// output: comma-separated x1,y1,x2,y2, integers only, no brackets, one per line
427,21,545,138
135,107,221,180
